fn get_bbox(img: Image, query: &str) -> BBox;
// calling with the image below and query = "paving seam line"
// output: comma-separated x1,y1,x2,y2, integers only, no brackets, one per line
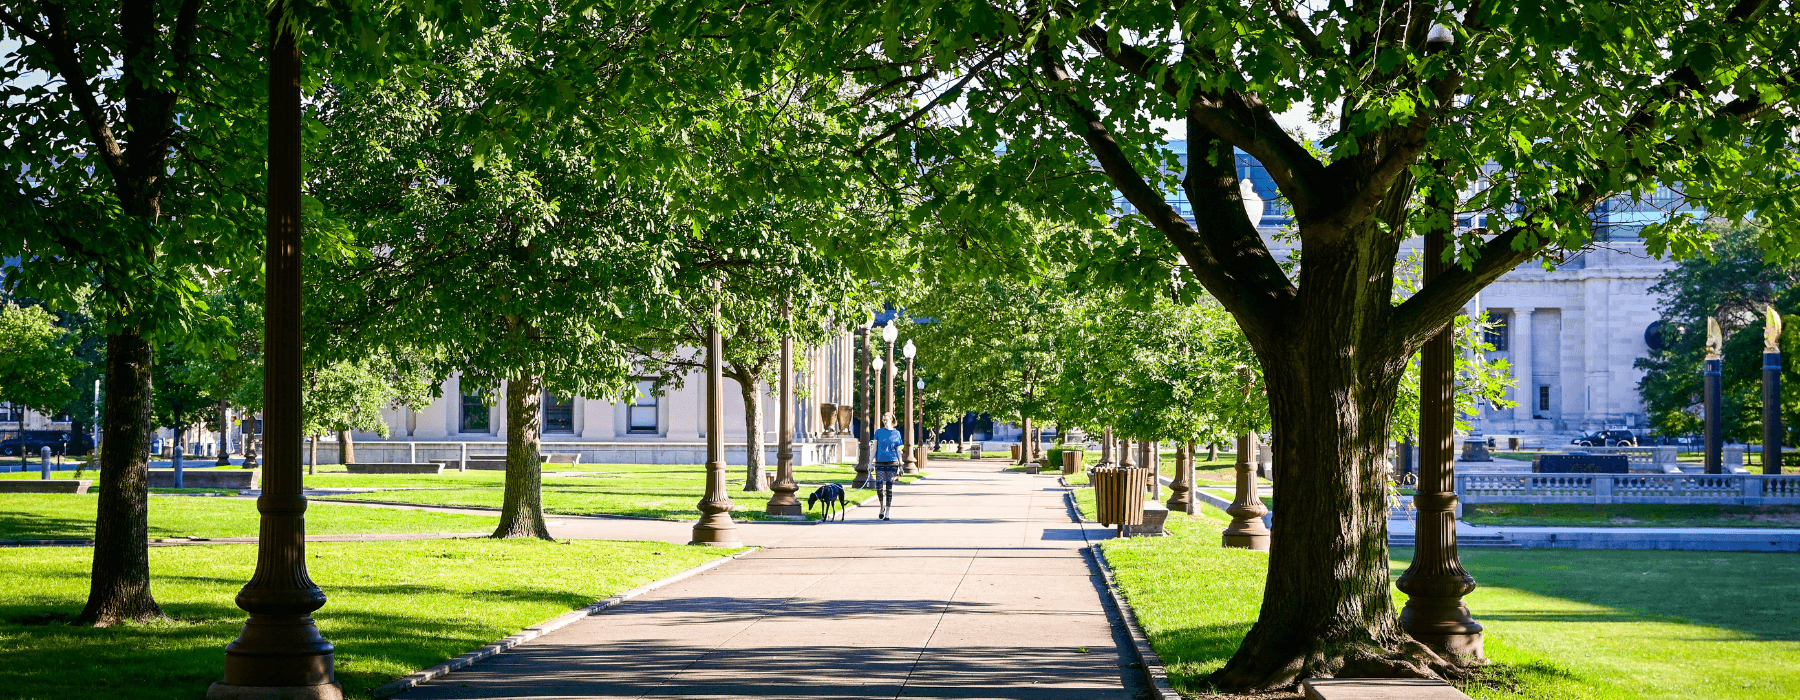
1065,489,1182,700
371,546,763,699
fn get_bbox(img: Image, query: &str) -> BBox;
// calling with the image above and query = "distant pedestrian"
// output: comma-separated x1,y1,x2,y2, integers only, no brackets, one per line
873,413,903,520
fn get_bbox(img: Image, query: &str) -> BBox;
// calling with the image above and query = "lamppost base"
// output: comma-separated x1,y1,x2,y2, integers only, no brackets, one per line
1408,632,1484,663
207,683,343,700
689,520,741,548
1221,530,1270,550
765,502,803,517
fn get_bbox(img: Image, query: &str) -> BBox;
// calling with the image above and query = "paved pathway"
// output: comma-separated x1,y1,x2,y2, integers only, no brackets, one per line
397,459,1140,700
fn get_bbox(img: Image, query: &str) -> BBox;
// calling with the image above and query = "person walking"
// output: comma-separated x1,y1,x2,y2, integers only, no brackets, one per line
873,413,904,520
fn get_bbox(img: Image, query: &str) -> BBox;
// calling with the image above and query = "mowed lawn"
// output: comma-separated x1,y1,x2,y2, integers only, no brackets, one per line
1464,502,1800,528
314,462,913,520
1077,488,1800,699
0,494,498,541
0,539,736,699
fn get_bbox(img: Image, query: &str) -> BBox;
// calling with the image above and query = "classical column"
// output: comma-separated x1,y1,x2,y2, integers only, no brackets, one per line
767,303,801,517
1766,308,1784,475
903,357,917,474
690,302,741,546
1705,317,1724,475
1396,198,1484,662
854,326,872,487
1221,430,1270,550
1511,308,1535,424
1166,441,1194,514
210,12,339,699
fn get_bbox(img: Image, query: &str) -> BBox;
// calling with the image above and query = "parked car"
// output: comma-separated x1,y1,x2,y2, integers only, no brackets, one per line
1571,430,1638,447
0,430,92,457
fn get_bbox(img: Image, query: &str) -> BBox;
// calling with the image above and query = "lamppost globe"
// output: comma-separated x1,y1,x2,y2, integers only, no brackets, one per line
916,379,924,390
872,357,885,372
881,321,899,343
1239,179,1264,226
902,339,916,359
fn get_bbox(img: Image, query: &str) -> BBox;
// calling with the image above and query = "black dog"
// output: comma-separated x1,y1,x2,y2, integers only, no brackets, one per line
806,483,848,521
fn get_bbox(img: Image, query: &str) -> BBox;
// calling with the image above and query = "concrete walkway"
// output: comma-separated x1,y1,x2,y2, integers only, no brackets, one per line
396,459,1140,700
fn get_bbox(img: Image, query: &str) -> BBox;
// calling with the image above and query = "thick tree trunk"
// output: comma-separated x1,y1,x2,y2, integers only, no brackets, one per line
1210,310,1457,688
337,429,354,464
737,370,767,492
215,401,231,465
494,375,551,540
78,326,163,626
1207,443,1218,461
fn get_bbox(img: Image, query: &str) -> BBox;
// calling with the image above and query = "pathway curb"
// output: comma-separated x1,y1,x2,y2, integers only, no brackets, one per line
1064,489,1181,700
371,546,762,698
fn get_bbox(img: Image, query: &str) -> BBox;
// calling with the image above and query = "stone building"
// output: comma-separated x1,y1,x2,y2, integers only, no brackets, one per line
334,331,863,465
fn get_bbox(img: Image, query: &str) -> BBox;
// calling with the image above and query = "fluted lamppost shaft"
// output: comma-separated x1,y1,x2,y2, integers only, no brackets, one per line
210,11,339,699
767,301,801,517
690,302,741,546
855,327,872,487
1396,185,1484,661
885,337,896,424
903,358,917,474
1167,441,1194,514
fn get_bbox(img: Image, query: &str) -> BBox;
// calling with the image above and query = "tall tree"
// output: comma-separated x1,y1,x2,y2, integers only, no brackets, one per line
0,0,269,625
0,302,84,465
692,0,1800,685
310,32,686,540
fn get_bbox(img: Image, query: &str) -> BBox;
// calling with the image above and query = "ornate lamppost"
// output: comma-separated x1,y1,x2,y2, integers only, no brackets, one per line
1765,307,1784,475
1705,317,1724,474
1167,440,1194,514
855,320,873,487
1396,163,1483,661
882,320,898,425
210,13,338,698
915,376,927,470
1222,368,1270,550
690,301,741,547
767,300,802,517
903,339,917,474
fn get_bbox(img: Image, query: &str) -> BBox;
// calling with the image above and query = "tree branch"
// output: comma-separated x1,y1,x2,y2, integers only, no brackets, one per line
12,3,130,184
855,47,1005,157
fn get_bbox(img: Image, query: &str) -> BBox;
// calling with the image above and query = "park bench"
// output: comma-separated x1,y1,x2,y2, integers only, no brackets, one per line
148,469,258,489
345,463,444,474
0,480,91,494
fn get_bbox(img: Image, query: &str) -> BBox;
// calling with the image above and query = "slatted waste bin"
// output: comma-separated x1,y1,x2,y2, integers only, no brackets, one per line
1062,449,1085,475
1091,466,1148,536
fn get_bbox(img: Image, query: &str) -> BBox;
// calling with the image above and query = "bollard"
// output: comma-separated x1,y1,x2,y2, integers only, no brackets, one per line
40,446,52,480
173,445,185,489
460,442,469,472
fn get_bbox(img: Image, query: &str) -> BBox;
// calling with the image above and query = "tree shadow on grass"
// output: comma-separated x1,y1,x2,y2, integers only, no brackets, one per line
0,507,96,540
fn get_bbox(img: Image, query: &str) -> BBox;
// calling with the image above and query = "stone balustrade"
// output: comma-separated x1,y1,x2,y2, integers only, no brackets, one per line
1458,473,1800,505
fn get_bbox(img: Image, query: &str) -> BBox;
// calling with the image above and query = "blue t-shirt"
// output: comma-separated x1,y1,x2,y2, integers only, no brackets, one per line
874,427,904,463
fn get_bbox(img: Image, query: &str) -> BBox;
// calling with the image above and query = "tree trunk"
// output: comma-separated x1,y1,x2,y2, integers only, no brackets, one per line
1019,416,1033,464
215,401,231,465
78,326,164,626
737,369,767,492
493,374,551,540
1207,442,1217,461
1209,315,1456,688
308,435,317,476
337,429,354,464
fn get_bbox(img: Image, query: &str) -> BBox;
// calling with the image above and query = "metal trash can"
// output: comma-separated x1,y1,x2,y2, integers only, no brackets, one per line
1092,466,1148,535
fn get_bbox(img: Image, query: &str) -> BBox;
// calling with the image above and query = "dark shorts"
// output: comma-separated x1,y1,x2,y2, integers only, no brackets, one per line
874,463,901,482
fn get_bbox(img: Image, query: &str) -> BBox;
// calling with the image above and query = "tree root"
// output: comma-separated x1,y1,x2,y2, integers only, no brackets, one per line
1210,634,1481,693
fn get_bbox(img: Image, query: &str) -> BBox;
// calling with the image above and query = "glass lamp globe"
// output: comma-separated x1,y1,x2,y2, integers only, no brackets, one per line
881,322,899,343
902,339,917,359
872,357,885,371
916,379,924,390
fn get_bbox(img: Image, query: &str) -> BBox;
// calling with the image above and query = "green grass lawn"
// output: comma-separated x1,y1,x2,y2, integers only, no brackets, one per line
0,538,734,699
0,494,498,540
314,462,915,521
1465,502,1800,528
1095,500,1800,699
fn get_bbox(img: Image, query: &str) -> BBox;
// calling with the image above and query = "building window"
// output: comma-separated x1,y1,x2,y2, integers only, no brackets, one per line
0,403,15,423
460,392,490,433
1538,385,1551,413
628,380,659,434
543,393,574,433
1484,311,1509,351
